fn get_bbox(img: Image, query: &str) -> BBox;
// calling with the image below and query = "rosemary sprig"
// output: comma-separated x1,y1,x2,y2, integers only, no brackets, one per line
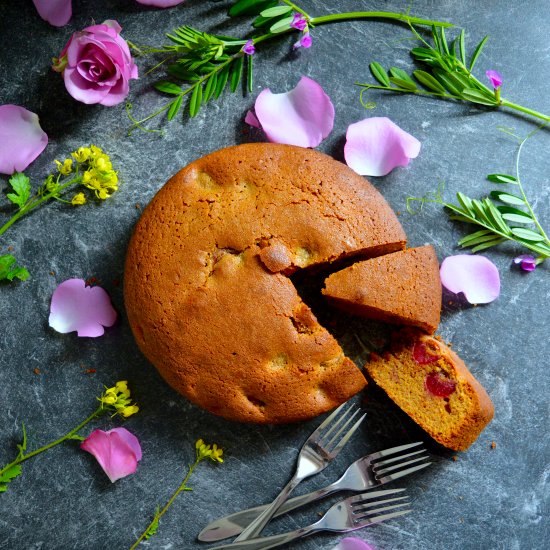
358,25,550,124
128,1,453,131
407,129,550,264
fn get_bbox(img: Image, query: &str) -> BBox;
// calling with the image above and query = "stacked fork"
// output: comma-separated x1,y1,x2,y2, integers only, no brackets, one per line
199,400,430,549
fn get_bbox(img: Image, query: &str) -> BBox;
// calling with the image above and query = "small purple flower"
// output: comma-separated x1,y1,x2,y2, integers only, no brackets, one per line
486,69,503,89
290,12,308,31
242,39,255,56
513,254,537,271
293,31,312,50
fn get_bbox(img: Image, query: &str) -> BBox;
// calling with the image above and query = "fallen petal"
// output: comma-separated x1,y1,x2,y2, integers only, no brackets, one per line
32,0,72,26
332,538,376,550
81,428,142,483
513,254,537,272
49,278,117,337
253,76,334,148
244,110,261,128
0,105,48,175
440,255,500,304
344,117,421,176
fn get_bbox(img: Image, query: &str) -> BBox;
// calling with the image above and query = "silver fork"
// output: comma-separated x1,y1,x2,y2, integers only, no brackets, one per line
199,441,429,542
233,401,366,542
208,488,411,550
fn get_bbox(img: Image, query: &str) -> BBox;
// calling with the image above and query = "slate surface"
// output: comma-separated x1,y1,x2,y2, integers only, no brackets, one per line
0,1,548,549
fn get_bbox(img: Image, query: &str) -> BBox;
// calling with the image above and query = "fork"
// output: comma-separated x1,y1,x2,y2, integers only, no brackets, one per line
233,401,366,542
199,441,429,542
207,488,411,550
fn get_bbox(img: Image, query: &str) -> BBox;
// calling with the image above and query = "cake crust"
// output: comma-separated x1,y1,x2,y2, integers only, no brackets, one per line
323,245,442,334
365,328,494,450
124,143,407,423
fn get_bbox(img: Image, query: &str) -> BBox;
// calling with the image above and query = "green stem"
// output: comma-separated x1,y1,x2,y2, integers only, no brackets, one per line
129,458,201,550
0,177,82,237
501,99,550,123
310,11,453,28
0,406,104,479
281,0,309,18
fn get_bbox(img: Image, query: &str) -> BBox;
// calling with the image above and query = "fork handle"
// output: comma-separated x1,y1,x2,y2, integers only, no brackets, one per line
198,481,342,541
233,474,301,541
208,524,317,550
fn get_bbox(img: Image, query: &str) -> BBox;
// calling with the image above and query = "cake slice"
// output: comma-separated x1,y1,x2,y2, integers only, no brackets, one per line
322,245,441,334
365,328,494,451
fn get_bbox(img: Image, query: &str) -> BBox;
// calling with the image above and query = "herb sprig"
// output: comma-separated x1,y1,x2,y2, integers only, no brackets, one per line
359,25,550,124
407,129,550,264
127,0,452,131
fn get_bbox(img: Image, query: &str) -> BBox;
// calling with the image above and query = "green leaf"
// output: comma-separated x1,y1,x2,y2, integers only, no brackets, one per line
269,16,293,33
229,0,277,17
455,192,474,214
389,67,415,84
487,173,518,184
469,35,489,71
497,206,535,224
413,70,446,93
260,6,292,17
458,229,495,246
214,64,230,99
145,506,161,539
0,254,30,282
203,73,218,103
247,54,253,93
459,29,466,65
483,198,511,234
471,199,492,224
462,88,498,106
470,237,506,252
410,47,438,62
167,95,183,121
189,83,203,117
510,227,546,242
369,62,390,87
154,81,183,95
389,77,417,91
433,69,463,96
6,172,31,209
438,27,450,56
230,56,244,93
489,190,526,206
0,464,22,491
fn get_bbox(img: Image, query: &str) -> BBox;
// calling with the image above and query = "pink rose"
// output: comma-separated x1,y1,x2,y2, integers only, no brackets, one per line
53,20,138,107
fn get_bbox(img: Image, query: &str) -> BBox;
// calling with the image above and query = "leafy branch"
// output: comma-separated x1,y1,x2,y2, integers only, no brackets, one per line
407,129,550,264
128,0,453,131
358,25,550,124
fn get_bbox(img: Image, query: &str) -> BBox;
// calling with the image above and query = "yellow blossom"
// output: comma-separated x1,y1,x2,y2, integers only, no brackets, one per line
54,158,73,175
195,439,224,462
120,405,139,418
71,147,91,163
71,193,86,206
210,444,224,463
98,380,138,418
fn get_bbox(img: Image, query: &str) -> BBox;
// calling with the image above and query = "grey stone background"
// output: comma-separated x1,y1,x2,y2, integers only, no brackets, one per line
0,1,548,549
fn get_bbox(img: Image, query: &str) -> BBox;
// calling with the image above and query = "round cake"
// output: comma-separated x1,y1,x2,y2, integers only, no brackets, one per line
124,143,407,423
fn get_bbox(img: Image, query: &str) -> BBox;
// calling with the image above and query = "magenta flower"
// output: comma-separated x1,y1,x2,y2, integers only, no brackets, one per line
49,278,117,337
344,117,421,176
332,538,376,550
440,255,500,304
513,254,537,271
486,69,503,89
242,40,256,56
53,20,138,107
290,12,308,31
293,31,312,50
0,105,48,175
32,0,72,27
245,76,334,148
81,428,142,483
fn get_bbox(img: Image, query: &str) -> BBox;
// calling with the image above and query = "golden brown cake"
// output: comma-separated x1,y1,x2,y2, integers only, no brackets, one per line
124,143,407,423
322,245,442,334
365,328,494,450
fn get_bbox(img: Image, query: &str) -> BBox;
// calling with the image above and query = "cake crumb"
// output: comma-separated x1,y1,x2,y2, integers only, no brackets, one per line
50,271,56,276
452,455,458,461
85,276,100,286
33,368,41,375
85,368,96,374
490,441,497,449
135,203,141,209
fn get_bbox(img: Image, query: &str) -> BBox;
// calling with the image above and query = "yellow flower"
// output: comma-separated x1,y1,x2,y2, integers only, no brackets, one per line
89,145,103,159
54,158,73,175
210,444,224,463
94,155,113,172
115,381,128,393
195,439,224,462
71,192,86,206
120,405,139,418
71,147,91,163
98,381,138,418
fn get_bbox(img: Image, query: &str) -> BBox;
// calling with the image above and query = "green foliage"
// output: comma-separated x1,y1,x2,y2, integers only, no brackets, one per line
6,172,31,209
0,254,30,282
0,424,26,492
144,507,161,540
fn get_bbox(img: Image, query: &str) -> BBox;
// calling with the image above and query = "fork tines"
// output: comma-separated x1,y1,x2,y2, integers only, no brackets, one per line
370,442,431,484
350,490,412,526
314,402,366,458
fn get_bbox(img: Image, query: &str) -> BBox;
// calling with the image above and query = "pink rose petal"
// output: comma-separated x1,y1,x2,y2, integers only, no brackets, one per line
244,110,261,128
135,0,185,6
332,538,376,550
0,105,48,175
344,117,421,176
32,0,72,27
440,255,500,304
252,76,334,148
48,278,117,337
81,428,142,483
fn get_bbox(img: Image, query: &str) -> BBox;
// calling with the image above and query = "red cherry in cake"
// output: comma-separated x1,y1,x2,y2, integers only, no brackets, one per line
413,341,440,365
425,372,457,398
